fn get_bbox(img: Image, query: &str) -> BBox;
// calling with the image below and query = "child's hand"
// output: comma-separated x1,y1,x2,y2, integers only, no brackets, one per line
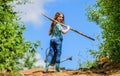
66,26,71,30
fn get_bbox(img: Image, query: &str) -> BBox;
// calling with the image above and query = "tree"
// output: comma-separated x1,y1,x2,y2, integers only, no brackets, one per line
87,0,120,61
0,0,40,72
17,41,40,70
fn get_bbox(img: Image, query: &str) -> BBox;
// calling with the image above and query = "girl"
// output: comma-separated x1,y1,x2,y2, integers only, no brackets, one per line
45,12,70,72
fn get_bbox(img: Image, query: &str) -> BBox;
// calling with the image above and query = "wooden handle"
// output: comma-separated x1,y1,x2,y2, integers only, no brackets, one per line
41,13,95,41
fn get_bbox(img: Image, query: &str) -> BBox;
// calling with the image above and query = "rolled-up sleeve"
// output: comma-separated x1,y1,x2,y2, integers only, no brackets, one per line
56,23,63,31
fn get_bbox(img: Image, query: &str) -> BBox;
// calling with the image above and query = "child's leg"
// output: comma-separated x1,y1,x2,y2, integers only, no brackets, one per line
45,39,55,72
55,38,62,72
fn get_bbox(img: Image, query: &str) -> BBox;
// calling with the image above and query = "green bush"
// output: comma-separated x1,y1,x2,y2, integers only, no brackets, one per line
0,0,40,73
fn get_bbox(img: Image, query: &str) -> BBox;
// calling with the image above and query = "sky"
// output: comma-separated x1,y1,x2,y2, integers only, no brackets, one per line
14,0,102,70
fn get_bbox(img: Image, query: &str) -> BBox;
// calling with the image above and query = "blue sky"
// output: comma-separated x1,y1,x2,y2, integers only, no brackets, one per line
15,0,102,70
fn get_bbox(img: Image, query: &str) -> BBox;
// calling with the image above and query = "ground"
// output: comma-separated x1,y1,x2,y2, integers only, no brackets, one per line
20,67,120,76
20,62,120,76
1,62,120,76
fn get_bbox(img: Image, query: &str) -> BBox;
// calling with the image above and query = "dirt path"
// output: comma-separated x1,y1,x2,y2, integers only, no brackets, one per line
20,68,120,76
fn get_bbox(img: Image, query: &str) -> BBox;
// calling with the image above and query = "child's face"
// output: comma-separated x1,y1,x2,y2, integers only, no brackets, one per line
56,14,63,23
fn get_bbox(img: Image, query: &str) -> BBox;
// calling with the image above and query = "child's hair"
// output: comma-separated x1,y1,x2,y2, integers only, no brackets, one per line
49,12,64,35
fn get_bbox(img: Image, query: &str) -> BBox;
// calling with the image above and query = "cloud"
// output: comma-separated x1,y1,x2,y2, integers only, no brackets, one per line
13,0,55,26
34,53,45,67
12,0,56,68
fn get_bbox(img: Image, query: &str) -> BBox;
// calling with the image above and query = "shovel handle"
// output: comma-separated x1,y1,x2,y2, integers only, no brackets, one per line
41,13,95,41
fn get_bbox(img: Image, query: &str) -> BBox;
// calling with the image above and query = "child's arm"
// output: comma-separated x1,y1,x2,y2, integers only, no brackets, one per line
60,25,70,34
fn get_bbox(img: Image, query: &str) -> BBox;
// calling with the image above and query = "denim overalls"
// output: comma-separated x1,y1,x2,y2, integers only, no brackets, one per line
46,23,63,64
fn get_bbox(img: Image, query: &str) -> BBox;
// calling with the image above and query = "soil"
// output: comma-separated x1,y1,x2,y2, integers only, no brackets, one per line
19,68,120,76
1,62,120,76
20,61,120,76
